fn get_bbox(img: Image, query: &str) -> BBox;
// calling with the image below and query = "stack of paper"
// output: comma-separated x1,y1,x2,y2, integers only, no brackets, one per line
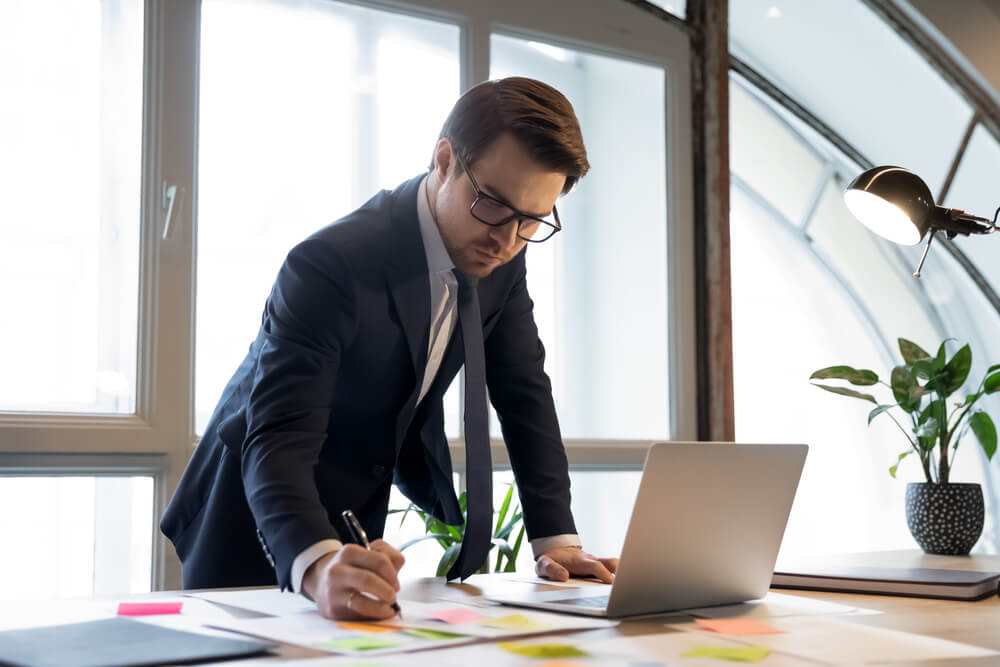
203,599,614,657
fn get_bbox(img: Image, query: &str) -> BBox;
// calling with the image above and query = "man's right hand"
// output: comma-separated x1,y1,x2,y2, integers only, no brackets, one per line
301,540,405,620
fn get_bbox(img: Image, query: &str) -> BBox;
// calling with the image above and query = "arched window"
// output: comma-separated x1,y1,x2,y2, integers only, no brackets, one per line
729,0,1000,558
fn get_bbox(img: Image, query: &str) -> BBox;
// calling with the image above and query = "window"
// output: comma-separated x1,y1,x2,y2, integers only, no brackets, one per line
942,125,1000,299
729,0,1000,557
0,476,154,600
195,0,460,434
489,34,671,440
730,0,974,195
0,0,143,414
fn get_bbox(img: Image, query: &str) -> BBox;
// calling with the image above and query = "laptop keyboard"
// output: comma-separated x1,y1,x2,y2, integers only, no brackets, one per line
549,594,609,608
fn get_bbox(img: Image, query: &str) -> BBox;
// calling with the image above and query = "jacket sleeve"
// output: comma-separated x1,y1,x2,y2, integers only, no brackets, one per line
484,253,577,540
241,237,359,589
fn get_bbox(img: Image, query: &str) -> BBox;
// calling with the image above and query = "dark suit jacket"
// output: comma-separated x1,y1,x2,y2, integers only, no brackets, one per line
160,174,576,590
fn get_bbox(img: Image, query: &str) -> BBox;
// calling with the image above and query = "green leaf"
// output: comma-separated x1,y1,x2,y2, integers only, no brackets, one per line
436,542,463,578
969,412,998,461
934,340,952,372
868,404,895,425
809,366,879,386
985,371,1000,395
494,485,513,536
910,359,936,381
491,538,516,572
495,511,523,541
899,338,931,363
398,533,458,552
942,344,972,396
506,525,526,573
812,383,877,403
423,515,461,548
889,451,912,478
890,366,921,412
387,504,418,529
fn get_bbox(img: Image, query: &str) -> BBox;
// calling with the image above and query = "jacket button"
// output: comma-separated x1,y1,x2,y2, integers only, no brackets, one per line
372,464,386,477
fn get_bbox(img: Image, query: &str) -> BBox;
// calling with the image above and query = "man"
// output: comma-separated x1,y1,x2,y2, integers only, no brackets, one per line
161,77,617,620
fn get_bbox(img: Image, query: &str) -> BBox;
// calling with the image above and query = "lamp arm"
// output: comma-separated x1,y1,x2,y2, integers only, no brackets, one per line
930,206,997,237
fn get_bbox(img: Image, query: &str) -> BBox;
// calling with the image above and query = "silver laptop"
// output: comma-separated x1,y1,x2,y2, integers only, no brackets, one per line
485,441,807,618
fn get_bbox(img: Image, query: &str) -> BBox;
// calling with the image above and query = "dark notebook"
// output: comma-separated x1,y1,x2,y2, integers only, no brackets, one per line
0,617,274,667
772,565,1000,601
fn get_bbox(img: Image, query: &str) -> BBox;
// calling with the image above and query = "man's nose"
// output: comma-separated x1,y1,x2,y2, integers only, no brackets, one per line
489,219,520,247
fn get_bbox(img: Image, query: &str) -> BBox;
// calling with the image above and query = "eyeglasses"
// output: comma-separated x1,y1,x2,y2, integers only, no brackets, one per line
452,149,562,243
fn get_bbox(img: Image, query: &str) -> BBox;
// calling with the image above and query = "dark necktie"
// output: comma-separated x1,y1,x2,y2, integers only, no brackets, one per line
446,269,493,580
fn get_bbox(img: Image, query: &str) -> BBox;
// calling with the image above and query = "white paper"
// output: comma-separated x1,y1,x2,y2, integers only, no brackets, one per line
186,588,317,616
204,599,615,656
206,612,477,656
680,591,862,619
668,615,998,664
577,631,818,666
252,630,816,666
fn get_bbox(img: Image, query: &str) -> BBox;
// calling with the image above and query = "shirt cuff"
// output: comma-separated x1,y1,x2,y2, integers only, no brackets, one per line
530,534,582,560
291,539,344,595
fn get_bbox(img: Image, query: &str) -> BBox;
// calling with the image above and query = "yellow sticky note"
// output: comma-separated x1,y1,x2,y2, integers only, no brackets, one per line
336,621,401,633
497,642,589,658
694,618,785,636
479,614,551,631
682,646,771,662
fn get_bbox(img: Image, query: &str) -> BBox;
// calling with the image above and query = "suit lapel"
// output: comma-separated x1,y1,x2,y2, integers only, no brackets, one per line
385,175,432,445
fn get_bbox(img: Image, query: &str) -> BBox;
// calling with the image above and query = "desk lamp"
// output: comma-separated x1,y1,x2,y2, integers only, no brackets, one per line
843,165,998,277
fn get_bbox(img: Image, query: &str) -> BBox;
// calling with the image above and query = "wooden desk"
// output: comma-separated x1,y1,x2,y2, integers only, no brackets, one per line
5,551,1000,665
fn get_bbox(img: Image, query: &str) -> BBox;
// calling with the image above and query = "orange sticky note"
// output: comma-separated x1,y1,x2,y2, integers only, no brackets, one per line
427,608,487,624
337,621,401,633
695,617,785,636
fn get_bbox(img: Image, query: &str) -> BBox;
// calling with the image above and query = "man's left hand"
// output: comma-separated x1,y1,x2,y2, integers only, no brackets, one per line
535,546,618,584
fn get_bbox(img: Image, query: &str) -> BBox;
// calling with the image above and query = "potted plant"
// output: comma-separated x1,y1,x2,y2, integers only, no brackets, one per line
387,483,526,576
810,338,999,555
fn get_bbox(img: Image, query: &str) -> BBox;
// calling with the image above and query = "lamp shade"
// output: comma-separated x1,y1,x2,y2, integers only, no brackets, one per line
843,166,934,246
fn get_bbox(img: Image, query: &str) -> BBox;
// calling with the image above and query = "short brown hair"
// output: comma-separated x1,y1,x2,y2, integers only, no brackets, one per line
433,77,589,194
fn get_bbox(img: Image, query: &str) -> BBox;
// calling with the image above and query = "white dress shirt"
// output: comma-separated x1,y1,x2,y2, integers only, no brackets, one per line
290,175,580,593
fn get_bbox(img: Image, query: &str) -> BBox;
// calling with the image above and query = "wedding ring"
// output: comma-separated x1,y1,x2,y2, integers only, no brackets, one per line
346,591,358,611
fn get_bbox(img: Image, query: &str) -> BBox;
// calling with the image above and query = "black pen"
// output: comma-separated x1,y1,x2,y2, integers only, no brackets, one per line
342,509,402,617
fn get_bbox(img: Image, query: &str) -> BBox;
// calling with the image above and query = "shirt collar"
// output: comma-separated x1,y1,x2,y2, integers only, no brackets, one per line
417,174,455,274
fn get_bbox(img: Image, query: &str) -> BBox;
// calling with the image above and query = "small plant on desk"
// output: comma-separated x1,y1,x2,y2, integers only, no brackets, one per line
388,483,526,576
810,337,1000,554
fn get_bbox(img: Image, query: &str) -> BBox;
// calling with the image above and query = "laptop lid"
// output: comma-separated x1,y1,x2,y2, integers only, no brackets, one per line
604,441,808,617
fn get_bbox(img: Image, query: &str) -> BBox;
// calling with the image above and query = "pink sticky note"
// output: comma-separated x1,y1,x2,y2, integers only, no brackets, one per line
117,602,184,616
427,608,488,624
694,618,785,636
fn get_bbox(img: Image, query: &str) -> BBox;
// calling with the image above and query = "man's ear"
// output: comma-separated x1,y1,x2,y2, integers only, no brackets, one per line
432,138,455,182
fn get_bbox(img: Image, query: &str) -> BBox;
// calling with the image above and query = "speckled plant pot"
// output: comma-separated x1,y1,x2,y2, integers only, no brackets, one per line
905,482,984,555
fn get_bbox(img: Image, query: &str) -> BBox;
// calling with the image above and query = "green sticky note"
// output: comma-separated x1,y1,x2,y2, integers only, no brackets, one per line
315,635,402,652
401,628,467,640
682,646,771,663
497,642,590,658
479,614,551,631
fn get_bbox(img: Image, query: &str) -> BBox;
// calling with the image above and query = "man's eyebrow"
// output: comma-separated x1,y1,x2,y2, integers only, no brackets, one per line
479,180,553,219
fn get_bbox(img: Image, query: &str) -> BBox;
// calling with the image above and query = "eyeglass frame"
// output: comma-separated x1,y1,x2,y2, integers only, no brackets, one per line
451,146,562,243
